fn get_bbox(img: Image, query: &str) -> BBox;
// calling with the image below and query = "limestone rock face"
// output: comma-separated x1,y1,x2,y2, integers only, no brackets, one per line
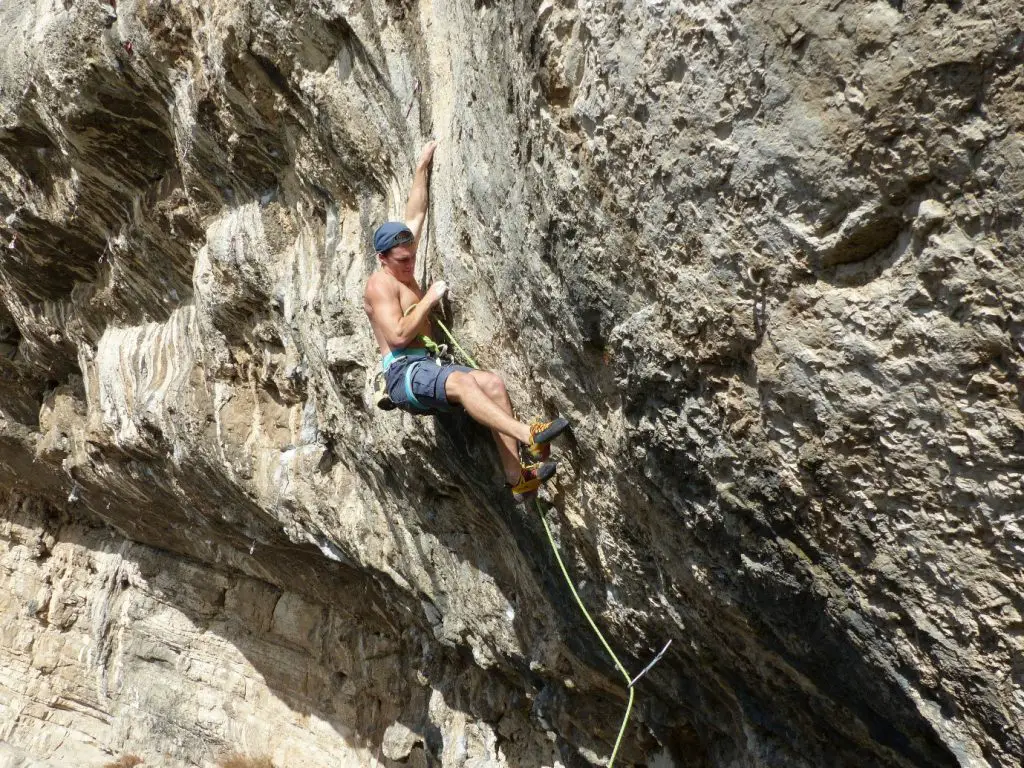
0,1,1022,766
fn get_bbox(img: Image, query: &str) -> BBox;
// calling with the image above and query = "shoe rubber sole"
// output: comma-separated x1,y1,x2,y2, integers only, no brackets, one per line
511,460,558,501
527,417,570,460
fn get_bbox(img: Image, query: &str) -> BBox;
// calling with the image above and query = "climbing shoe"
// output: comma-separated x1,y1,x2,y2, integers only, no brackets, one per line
508,460,558,502
525,417,570,462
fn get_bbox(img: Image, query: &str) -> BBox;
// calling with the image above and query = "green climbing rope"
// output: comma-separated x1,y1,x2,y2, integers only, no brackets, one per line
432,314,635,767
403,303,479,369
532,495,636,766
434,316,478,369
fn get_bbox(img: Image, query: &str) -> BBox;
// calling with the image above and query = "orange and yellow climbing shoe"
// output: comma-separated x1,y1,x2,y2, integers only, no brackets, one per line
508,460,558,502
525,417,570,462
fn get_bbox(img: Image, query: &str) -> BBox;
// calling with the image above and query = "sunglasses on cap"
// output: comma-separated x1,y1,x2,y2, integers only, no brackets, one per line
390,230,414,247
379,229,414,252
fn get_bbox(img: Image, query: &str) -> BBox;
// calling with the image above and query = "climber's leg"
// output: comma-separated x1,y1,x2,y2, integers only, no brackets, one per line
445,370,529,483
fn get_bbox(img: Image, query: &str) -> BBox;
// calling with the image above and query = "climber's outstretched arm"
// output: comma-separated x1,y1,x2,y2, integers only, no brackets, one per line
404,141,437,245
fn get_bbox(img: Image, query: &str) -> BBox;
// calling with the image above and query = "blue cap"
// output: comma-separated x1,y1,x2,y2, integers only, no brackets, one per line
373,221,414,253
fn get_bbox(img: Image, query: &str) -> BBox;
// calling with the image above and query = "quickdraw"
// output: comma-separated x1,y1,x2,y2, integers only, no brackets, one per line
404,301,477,369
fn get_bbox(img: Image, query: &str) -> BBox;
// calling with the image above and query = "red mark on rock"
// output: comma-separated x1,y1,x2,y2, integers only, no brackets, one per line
123,40,134,56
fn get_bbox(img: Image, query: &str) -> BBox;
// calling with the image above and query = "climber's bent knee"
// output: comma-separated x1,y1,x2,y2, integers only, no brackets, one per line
443,370,476,403
446,370,507,403
475,371,508,401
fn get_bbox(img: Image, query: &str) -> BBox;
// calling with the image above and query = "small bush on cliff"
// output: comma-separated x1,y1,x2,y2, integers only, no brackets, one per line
103,757,144,768
218,756,274,768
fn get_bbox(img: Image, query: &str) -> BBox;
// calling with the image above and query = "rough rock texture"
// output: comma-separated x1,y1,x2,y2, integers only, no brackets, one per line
0,0,1022,766
1,495,543,768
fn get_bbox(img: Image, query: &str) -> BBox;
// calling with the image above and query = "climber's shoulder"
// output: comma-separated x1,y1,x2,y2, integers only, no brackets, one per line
365,270,398,297
364,270,400,314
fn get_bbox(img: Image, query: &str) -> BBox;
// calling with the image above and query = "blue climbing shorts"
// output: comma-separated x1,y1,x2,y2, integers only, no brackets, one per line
382,350,474,414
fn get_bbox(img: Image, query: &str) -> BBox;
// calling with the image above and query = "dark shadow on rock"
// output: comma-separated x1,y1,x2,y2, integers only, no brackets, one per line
602,359,966,767
352,407,631,765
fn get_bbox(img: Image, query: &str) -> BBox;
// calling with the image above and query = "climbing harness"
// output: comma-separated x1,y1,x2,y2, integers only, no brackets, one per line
376,346,455,414
402,358,430,411
377,348,433,412
429,312,671,767
374,303,478,412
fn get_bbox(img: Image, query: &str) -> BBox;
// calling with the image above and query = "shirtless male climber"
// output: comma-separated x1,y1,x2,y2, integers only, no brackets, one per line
363,141,569,499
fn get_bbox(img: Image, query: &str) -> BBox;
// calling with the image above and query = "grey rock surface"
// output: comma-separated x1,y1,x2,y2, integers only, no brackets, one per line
0,0,1022,766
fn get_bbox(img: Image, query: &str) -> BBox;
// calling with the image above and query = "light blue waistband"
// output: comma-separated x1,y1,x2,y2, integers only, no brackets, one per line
381,347,429,372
